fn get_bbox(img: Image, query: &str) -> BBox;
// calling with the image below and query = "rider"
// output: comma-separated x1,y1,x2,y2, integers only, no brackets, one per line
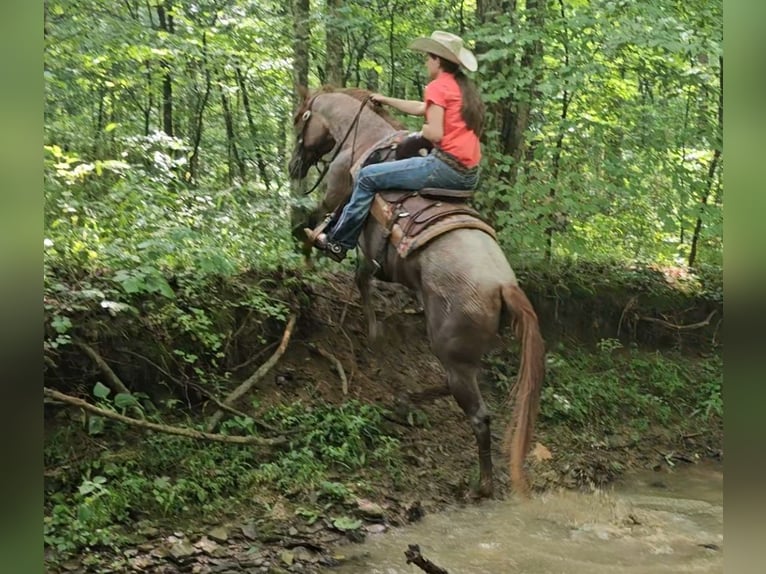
314,30,485,262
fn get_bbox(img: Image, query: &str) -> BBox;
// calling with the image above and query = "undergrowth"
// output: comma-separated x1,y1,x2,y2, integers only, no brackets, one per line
487,338,722,437
43,400,401,556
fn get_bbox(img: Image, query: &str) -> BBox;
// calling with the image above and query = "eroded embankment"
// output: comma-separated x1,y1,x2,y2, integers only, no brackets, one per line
43,264,722,573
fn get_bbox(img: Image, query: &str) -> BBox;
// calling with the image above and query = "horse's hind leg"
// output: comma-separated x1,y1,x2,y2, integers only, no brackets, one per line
444,360,494,497
355,258,382,345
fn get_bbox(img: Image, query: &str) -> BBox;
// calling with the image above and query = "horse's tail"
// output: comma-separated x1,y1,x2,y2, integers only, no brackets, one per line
501,284,545,497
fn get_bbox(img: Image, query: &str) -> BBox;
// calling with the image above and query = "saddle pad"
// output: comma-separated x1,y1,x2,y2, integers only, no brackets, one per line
371,191,496,259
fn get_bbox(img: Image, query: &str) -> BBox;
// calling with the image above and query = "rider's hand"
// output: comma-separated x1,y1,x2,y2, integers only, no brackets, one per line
370,93,387,107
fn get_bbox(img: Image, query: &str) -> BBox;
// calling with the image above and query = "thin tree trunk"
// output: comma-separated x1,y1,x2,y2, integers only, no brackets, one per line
544,0,571,261
291,0,310,236
326,0,344,87
189,32,212,183
157,1,174,137
688,59,723,268
220,79,246,184
93,86,106,155
387,4,397,94
510,0,544,174
144,60,153,136
236,67,271,191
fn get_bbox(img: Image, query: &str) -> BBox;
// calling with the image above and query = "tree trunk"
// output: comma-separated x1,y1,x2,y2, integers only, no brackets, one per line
509,0,544,171
220,78,247,185
688,56,723,268
325,0,344,87
386,4,397,94
291,0,311,241
236,67,271,191
544,0,571,261
188,33,212,184
156,1,174,137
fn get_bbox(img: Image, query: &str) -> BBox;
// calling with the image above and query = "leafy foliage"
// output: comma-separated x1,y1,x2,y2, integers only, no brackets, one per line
44,399,401,555
537,340,722,431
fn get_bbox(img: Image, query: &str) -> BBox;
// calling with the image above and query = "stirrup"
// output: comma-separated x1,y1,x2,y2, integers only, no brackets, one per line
324,240,347,262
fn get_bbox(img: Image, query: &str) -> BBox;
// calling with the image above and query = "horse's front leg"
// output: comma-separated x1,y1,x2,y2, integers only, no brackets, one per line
355,258,383,346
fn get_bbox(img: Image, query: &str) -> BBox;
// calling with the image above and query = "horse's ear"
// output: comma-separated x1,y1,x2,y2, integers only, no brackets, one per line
296,84,309,101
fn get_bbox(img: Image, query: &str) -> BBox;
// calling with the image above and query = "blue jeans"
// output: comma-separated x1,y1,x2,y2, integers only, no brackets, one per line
328,152,479,250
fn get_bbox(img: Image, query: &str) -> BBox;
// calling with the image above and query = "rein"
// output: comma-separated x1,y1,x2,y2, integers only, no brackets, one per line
302,94,372,196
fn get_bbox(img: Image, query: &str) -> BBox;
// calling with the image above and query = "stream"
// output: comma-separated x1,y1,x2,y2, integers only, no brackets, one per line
327,462,723,573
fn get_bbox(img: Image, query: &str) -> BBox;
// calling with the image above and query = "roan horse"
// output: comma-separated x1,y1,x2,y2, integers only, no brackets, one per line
288,86,545,497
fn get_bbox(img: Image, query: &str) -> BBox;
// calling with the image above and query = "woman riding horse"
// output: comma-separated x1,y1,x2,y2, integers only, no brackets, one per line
312,31,485,262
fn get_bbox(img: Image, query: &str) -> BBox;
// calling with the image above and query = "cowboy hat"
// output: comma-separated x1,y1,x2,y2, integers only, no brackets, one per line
409,31,478,72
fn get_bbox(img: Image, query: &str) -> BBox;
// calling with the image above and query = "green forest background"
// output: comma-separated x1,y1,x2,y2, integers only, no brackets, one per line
44,0,722,287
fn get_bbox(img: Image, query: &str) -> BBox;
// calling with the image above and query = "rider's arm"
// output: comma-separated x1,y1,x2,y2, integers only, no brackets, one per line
421,104,444,143
372,94,425,116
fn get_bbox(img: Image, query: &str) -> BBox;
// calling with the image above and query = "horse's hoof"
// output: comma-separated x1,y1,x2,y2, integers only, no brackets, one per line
477,482,494,499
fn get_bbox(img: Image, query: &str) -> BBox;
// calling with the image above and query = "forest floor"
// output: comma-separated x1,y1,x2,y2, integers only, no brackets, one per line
44,269,723,574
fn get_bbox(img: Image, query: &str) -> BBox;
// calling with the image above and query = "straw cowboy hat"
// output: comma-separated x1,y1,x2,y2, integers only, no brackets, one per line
409,31,478,72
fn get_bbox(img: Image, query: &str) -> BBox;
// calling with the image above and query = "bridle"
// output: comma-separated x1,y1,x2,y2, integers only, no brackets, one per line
296,93,372,196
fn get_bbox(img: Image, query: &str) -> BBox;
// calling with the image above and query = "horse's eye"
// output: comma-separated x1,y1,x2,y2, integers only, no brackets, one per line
302,110,311,121
298,137,303,145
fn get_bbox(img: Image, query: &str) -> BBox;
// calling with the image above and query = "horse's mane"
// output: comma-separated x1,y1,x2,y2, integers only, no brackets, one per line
315,85,406,131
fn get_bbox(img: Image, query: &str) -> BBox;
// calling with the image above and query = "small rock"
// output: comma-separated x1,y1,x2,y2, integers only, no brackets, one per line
194,536,219,554
61,560,82,571
292,546,319,563
288,526,299,536
169,540,196,560
128,555,154,570
139,526,160,538
365,523,387,534
241,522,259,540
406,501,424,522
208,526,230,543
355,498,385,519
280,550,294,565
173,531,185,538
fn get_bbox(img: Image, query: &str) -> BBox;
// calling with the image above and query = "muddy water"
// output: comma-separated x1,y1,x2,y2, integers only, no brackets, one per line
329,463,723,573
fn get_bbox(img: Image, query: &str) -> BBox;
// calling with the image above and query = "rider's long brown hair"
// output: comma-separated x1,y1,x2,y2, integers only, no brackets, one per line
435,56,485,137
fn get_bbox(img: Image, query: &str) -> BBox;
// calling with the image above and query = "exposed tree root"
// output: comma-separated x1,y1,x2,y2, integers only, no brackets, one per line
305,342,348,395
77,341,144,418
207,314,298,431
43,388,286,447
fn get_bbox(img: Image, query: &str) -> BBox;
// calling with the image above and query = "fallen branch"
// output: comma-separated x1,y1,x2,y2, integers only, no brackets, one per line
77,342,132,396
123,346,290,435
638,309,717,331
207,314,297,432
77,342,144,419
305,342,348,395
44,388,286,447
404,544,449,574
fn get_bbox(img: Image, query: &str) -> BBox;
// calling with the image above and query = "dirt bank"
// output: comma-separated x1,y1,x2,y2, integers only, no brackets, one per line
43,267,723,573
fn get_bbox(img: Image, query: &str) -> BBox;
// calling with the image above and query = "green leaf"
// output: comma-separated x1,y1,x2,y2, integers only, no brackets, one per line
93,382,111,399
88,415,105,435
332,516,362,532
51,315,72,334
114,393,138,410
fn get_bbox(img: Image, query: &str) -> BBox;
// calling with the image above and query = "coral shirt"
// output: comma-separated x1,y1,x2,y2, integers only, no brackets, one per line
424,71,481,168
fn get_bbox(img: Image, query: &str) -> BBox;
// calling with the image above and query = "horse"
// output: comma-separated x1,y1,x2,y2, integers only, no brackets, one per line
288,86,545,497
